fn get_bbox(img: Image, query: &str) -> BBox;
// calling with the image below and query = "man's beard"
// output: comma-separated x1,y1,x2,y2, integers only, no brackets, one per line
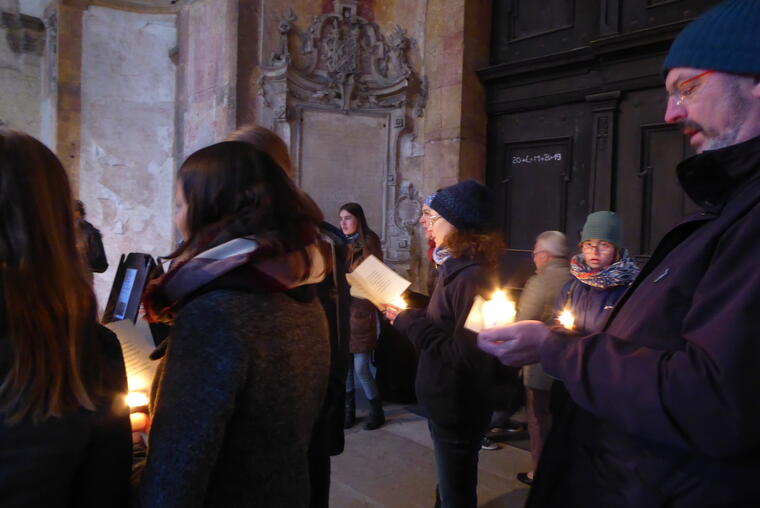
690,80,749,152
701,121,745,152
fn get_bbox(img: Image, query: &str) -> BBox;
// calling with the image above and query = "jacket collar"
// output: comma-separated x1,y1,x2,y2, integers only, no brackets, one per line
537,257,569,274
438,256,479,284
677,134,760,210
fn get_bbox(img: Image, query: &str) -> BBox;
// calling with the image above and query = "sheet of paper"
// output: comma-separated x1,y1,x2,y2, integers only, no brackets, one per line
464,295,486,333
346,255,411,308
105,318,158,393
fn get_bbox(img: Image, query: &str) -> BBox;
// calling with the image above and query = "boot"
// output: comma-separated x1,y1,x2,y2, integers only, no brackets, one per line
344,390,356,429
364,398,385,430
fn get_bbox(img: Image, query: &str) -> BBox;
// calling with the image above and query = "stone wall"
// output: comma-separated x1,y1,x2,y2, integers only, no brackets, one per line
175,0,237,161
0,1,45,136
79,5,177,306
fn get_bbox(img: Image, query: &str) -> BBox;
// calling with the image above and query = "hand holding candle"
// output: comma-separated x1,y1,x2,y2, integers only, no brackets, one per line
383,296,407,324
477,320,551,367
481,290,516,328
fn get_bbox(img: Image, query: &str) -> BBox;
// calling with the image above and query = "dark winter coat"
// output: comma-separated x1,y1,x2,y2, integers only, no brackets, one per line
394,256,498,431
531,135,760,508
136,289,330,508
347,232,383,354
555,276,629,336
311,222,351,456
0,325,131,507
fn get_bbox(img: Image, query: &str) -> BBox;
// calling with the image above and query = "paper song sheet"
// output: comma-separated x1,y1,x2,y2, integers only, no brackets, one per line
345,255,411,309
105,318,158,393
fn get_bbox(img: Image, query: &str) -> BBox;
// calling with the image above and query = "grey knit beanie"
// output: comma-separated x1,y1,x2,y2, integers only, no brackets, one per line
580,211,622,247
663,0,760,75
429,179,492,232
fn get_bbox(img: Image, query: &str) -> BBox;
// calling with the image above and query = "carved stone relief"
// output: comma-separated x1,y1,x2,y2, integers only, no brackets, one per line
258,0,426,270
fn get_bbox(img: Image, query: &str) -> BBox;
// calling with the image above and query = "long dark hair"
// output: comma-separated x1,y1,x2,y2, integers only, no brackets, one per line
169,141,325,275
0,129,102,423
339,202,381,263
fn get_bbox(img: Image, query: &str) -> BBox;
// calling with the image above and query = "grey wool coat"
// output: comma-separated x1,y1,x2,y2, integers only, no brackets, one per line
135,289,330,508
517,258,569,390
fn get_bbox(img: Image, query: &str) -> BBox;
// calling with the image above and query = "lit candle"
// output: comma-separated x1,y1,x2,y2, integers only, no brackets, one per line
558,308,575,330
390,296,408,310
126,391,149,409
481,290,516,329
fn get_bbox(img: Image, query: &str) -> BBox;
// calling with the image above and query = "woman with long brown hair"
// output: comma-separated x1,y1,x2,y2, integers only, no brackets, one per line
385,180,504,508
226,124,351,508
135,141,331,507
0,129,131,506
339,202,385,430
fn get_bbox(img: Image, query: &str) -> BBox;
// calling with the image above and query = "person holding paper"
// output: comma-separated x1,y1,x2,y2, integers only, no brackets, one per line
385,180,504,508
136,141,331,507
0,129,131,507
339,202,386,430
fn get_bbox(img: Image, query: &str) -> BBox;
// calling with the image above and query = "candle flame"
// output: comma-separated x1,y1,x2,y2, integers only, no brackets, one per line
126,391,149,408
558,308,575,330
481,290,516,329
390,296,408,310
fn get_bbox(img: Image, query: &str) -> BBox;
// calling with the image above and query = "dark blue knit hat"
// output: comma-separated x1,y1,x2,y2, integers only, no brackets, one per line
663,0,760,75
429,179,492,232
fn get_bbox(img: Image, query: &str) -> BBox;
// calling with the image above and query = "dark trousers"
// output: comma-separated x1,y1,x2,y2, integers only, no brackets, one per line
526,386,552,470
429,421,483,508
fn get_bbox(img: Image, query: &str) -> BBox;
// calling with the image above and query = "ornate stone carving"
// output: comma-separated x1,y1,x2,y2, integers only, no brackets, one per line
262,4,421,115
258,3,425,271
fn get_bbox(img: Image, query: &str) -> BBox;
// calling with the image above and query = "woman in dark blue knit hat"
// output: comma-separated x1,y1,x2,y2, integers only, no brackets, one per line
385,179,505,508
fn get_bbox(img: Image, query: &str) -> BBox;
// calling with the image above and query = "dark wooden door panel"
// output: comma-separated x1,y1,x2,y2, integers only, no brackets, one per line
503,138,571,250
492,102,591,252
616,88,696,256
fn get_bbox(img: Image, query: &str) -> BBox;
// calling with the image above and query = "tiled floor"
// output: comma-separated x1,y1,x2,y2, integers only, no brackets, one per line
330,404,532,507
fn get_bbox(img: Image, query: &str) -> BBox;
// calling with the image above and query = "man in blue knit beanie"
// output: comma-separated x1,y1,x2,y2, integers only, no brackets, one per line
662,0,760,153
477,1,760,506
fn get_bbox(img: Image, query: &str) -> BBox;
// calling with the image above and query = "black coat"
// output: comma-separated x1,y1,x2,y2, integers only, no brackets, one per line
312,222,351,456
394,257,498,431
530,135,760,507
0,325,131,507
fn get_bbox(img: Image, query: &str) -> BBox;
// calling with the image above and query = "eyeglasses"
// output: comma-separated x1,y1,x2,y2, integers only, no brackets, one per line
532,250,548,257
420,211,441,226
581,241,614,253
668,70,714,106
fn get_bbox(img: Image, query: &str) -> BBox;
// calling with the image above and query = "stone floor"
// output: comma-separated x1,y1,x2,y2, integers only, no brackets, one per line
330,403,532,508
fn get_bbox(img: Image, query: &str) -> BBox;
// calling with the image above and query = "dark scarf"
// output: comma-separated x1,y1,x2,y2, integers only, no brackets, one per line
570,250,640,289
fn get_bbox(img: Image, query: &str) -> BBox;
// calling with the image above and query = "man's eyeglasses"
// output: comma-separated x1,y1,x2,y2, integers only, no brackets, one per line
668,70,714,106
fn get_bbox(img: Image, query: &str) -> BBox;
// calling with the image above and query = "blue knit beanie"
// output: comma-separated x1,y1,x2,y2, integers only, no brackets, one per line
429,179,492,232
663,0,760,75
